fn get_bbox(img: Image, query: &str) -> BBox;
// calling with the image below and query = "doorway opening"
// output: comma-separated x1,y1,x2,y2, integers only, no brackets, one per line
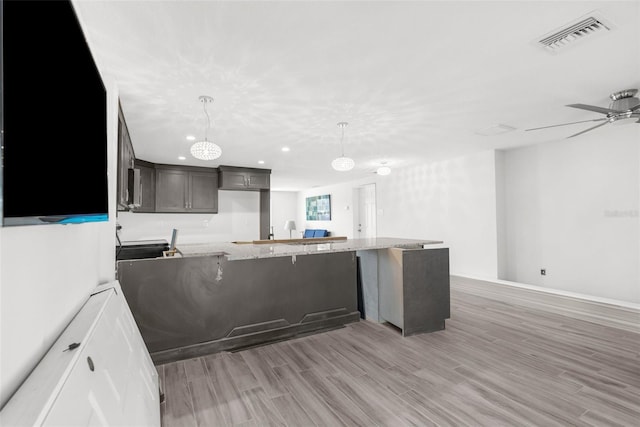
354,183,377,238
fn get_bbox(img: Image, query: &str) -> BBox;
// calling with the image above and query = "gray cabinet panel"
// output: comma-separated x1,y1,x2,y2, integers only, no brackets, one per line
378,247,450,336
117,103,135,211
135,162,156,212
219,171,247,190
155,168,188,212
116,251,358,361
218,166,271,191
155,166,218,213
189,171,218,212
247,172,270,189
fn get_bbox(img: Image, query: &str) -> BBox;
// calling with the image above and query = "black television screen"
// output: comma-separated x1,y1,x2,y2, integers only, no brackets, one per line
1,0,108,226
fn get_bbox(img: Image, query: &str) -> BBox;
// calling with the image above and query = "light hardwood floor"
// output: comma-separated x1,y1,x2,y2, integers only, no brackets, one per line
157,287,640,427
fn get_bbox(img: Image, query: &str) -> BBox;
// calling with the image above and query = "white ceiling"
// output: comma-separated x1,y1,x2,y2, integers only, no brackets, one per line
74,0,640,191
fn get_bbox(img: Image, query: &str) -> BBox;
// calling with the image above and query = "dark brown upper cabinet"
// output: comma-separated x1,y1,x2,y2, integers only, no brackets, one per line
117,103,135,211
155,164,218,213
218,165,271,191
131,159,156,213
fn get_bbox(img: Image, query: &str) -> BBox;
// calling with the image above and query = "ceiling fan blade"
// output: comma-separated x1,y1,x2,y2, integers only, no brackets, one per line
525,117,608,131
566,121,610,138
566,104,620,115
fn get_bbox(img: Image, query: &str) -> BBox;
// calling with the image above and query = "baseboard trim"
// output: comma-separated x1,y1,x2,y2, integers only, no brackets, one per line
451,275,640,334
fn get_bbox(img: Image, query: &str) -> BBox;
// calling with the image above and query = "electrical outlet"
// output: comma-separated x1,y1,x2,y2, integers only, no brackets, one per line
541,269,546,276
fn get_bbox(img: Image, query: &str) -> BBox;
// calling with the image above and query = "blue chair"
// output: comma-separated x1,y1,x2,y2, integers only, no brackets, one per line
303,229,315,238
313,229,328,237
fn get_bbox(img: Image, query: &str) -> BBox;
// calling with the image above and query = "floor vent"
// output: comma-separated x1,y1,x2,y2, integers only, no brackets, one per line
537,12,612,53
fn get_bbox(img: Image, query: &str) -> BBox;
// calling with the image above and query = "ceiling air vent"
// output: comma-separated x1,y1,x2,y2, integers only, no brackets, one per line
537,12,613,53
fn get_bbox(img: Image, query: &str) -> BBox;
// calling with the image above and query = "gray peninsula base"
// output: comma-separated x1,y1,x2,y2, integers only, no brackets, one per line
117,251,360,364
116,241,450,365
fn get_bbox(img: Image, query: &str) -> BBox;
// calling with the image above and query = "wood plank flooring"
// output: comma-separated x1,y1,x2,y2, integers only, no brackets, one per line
157,287,640,427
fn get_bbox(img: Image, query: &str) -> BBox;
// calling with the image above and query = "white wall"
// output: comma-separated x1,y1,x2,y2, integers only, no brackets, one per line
117,191,260,244
297,141,639,305
270,191,298,240
502,128,640,303
0,79,119,408
296,150,501,278
376,150,500,278
297,179,372,239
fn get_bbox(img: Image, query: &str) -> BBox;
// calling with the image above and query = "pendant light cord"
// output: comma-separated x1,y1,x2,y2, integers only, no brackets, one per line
338,122,348,157
202,99,211,141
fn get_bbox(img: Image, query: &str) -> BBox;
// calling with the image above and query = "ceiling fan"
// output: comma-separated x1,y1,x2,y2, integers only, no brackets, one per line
526,88,640,138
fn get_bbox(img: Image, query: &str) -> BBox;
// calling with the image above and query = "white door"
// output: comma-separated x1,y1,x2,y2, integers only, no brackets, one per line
357,184,377,238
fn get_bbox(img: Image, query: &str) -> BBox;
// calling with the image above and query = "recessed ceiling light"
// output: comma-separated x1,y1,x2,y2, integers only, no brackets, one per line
258,160,265,164
282,147,290,152
186,135,196,141
178,156,186,160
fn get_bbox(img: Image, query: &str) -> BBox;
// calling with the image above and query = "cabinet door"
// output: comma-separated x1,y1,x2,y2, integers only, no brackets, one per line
117,110,135,211
44,293,125,426
155,168,188,212
44,290,160,427
189,171,218,212
219,171,248,190
246,172,270,190
135,165,156,213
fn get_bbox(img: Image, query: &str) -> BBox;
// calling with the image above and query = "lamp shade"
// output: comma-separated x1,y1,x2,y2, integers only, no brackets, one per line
190,140,222,160
376,166,391,176
331,156,355,171
284,220,297,239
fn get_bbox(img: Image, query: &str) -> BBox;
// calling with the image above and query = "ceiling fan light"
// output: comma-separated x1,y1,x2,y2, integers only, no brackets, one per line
332,156,355,171
376,166,391,176
611,115,639,126
190,140,222,160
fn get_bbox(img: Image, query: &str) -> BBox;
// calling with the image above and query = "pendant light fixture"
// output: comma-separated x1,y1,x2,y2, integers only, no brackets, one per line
331,121,355,171
376,161,391,176
190,95,222,161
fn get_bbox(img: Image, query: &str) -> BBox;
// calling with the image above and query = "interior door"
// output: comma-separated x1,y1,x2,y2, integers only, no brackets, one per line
357,184,377,239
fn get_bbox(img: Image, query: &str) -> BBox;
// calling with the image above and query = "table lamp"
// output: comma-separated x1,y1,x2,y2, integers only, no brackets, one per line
284,220,296,239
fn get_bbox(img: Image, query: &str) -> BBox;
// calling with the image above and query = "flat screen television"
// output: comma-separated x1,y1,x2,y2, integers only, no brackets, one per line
0,0,108,226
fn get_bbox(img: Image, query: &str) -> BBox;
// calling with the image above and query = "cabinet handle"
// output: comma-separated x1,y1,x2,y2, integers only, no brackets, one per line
63,342,81,352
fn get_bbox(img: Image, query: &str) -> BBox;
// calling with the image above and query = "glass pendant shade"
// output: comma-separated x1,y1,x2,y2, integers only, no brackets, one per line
376,166,391,175
191,95,221,161
332,156,355,171
190,139,222,160
332,122,354,171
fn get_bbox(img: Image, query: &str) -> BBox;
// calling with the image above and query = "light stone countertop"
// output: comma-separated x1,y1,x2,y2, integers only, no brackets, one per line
175,237,445,261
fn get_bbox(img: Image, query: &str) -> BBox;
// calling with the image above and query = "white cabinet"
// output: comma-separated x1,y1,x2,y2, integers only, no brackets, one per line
0,281,160,426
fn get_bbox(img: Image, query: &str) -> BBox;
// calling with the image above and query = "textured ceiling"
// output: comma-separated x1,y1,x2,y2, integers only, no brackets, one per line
73,0,640,190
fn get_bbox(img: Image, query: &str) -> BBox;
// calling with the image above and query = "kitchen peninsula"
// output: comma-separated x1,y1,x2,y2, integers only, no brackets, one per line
116,237,449,364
